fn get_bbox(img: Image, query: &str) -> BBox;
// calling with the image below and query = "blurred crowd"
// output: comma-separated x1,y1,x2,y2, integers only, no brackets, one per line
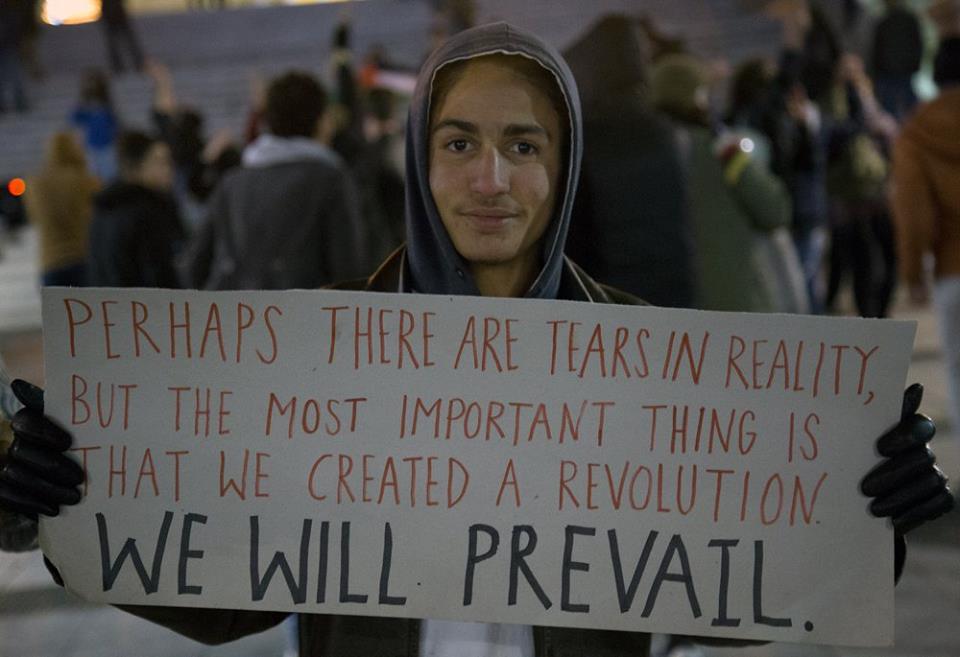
2,0,960,426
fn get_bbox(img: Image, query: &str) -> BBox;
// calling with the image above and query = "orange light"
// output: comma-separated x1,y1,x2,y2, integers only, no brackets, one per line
41,0,101,26
7,178,26,197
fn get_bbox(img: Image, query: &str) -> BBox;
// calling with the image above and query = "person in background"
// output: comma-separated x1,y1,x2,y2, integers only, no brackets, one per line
178,71,369,290
145,60,241,230
871,0,924,121
0,2,29,114
86,130,184,287
823,53,898,318
564,14,698,309
70,69,120,181
354,87,406,253
24,132,100,287
99,0,144,74
15,0,43,81
726,57,811,315
890,36,960,439
760,1,833,313
652,53,793,313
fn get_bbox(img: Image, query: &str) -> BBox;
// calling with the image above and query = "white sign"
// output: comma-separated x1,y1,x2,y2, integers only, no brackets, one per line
39,287,915,646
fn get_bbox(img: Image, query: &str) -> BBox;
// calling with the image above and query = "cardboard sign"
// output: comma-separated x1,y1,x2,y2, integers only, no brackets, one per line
39,287,915,646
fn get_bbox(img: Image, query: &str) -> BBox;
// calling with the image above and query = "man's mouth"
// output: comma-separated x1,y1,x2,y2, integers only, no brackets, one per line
460,208,518,219
459,210,518,233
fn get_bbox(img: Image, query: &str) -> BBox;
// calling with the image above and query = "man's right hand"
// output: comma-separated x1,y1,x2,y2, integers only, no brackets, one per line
0,380,83,519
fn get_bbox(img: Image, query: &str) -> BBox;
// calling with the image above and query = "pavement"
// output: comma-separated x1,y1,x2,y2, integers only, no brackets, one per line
0,227,957,657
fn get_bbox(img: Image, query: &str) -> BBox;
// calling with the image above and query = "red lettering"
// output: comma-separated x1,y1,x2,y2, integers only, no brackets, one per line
496,458,521,507
131,301,160,357
64,298,92,358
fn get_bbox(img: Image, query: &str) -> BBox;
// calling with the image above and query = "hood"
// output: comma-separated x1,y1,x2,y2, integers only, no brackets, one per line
403,21,583,299
242,134,342,169
94,181,168,210
902,88,960,162
563,14,649,111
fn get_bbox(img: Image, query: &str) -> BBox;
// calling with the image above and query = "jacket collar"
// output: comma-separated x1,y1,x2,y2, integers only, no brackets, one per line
363,246,604,302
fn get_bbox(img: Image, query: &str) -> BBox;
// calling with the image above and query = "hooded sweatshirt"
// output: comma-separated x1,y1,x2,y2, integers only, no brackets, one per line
403,22,582,301
891,87,960,285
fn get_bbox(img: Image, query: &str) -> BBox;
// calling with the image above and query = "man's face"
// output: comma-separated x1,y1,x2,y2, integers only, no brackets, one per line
429,57,562,277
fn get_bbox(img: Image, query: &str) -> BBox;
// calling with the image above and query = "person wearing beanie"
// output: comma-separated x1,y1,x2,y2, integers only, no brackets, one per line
890,37,960,440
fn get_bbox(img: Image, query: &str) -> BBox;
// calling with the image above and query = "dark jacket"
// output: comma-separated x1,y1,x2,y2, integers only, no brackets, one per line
871,7,924,77
87,182,184,288
178,136,370,290
563,15,698,308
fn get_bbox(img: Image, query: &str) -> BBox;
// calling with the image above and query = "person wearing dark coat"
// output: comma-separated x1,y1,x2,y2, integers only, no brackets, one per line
87,131,184,287
563,14,698,308
0,2,28,113
871,0,924,121
99,0,144,73
178,71,370,290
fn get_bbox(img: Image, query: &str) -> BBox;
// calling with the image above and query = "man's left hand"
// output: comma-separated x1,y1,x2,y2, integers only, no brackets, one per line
861,383,955,535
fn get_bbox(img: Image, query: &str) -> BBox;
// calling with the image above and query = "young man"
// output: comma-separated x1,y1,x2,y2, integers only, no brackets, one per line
0,23,953,657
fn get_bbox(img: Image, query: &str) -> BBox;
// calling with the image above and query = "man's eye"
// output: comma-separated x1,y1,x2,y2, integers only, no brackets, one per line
511,141,538,156
446,139,470,152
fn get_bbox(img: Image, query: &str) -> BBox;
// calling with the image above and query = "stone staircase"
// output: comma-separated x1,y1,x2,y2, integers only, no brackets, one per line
0,0,785,181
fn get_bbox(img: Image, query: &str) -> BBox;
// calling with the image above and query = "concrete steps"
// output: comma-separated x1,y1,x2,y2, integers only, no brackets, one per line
0,0,784,180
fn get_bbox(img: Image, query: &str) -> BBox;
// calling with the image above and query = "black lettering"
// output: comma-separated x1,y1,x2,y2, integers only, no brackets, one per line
608,529,658,613
708,539,740,627
315,521,330,604
509,525,552,609
378,523,406,606
463,524,499,606
98,510,173,594
177,513,207,595
753,540,791,627
641,534,701,618
561,525,594,613
339,522,368,603
249,516,311,604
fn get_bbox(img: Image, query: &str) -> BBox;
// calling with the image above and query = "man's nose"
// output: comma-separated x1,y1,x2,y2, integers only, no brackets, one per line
469,146,510,196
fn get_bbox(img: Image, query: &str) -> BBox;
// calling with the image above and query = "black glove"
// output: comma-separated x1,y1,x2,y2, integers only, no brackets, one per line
0,380,83,519
862,383,955,534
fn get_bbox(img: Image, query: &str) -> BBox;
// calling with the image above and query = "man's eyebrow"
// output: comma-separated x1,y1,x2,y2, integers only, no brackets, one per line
431,119,551,140
503,124,551,140
432,119,478,134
